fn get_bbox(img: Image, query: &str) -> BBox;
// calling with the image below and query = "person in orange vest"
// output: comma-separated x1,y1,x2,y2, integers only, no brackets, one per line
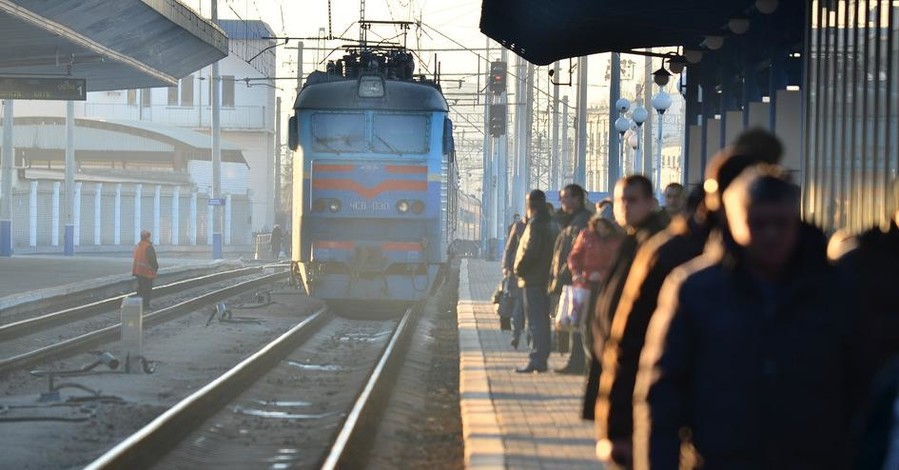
132,230,159,310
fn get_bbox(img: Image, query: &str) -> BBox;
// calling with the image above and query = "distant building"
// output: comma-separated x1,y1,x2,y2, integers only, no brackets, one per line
2,20,277,252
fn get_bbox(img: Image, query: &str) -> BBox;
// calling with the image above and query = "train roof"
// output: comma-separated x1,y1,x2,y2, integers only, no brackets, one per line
292,76,449,112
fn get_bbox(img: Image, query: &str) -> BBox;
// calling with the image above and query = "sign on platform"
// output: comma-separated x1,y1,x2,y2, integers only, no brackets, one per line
207,198,226,206
0,77,87,101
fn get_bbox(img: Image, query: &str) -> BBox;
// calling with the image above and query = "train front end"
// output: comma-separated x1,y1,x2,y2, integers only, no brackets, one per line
288,57,451,308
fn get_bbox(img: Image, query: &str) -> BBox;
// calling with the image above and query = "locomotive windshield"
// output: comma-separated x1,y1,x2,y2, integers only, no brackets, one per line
372,114,430,154
310,111,431,155
312,113,367,153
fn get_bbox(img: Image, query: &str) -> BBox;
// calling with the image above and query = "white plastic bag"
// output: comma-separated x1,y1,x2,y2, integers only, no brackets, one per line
555,285,574,331
569,285,591,327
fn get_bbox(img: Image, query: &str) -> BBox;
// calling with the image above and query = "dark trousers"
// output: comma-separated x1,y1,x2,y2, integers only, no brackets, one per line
136,276,154,309
510,284,526,343
523,285,551,368
562,330,586,371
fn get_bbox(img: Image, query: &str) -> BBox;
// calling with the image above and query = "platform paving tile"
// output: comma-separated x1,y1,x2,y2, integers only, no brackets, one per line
459,259,603,469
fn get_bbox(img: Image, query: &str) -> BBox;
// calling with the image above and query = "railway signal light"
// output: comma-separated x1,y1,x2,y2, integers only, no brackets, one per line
489,104,506,137
489,61,507,94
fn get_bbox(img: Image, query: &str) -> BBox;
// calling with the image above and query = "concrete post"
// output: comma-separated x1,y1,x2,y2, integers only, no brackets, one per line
94,183,102,246
73,182,82,246
114,183,121,245
224,193,232,245
171,186,180,245
206,188,213,246
134,184,142,244
189,189,197,246
120,296,143,373
29,181,37,247
51,181,61,247
153,185,161,245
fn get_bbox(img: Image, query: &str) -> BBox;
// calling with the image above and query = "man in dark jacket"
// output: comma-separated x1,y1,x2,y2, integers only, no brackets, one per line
633,166,856,470
549,184,592,374
834,178,899,398
595,149,777,466
503,213,528,348
513,189,559,373
834,179,899,466
584,175,668,419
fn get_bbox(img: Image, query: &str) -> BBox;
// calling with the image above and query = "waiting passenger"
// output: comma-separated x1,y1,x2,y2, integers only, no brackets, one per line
633,166,855,469
595,148,779,467
549,184,593,374
502,212,528,349
662,183,686,219
513,189,559,373
583,175,668,419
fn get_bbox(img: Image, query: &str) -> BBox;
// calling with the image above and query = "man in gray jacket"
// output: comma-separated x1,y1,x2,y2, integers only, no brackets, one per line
514,189,559,373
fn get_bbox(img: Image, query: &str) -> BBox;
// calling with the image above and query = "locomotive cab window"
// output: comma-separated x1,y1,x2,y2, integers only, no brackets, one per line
312,113,366,153
373,114,430,154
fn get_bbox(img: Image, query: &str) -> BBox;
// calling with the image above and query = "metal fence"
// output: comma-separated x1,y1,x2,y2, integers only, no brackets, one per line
8,180,251,249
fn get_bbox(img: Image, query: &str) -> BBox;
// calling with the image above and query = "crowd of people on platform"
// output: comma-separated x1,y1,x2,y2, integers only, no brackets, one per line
499,127,899,469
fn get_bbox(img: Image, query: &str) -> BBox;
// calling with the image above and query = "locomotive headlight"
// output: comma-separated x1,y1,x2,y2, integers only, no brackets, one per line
396,200,410,213
358,75,385,98
411,200,425,214
328,200,341,212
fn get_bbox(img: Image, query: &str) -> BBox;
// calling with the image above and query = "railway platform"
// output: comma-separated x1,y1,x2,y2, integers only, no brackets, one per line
458,259,602,469
0,254,242,313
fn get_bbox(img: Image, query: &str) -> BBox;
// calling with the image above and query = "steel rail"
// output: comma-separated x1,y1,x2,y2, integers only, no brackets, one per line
83,307,329,470
0,267,263,342
321,305,419,469
0,271,288,376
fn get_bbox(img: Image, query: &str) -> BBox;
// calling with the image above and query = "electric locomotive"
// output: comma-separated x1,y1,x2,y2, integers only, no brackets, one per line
287,48,456,308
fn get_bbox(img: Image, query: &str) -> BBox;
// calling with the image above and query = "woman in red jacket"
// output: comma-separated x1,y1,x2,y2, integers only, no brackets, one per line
568,216,623,290
565,216,623,375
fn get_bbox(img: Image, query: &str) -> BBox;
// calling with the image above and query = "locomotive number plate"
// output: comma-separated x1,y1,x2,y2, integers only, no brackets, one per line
348,200,389,211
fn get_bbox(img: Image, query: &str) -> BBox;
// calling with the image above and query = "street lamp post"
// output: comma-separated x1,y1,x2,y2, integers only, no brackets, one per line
651,67,672,198
631,104,648,173
614,98,631,178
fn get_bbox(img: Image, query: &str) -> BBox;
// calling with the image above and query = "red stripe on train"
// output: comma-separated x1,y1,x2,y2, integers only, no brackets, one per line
314,164,356,172
312,179,427,199
385,165,427,174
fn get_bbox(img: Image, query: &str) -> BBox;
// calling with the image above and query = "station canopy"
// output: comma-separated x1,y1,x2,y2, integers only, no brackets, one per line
479,0,758,65
0,0,228,91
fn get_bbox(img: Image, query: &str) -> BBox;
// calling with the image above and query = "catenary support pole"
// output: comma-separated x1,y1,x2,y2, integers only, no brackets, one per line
575,56,588,187
0,99,13,256
608,53,621,191
64,100,75,256
211,0,223,259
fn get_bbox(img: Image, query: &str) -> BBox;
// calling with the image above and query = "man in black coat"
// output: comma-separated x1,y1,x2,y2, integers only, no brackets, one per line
834,179,899,466
633,166,857,469
513,189,559,373
584,175,668,419
503,213,528,348
549,184,592,374
595,150,776,466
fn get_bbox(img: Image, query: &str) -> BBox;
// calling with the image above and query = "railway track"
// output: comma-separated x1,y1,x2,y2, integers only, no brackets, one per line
0,269,289,376
84,305,420,469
